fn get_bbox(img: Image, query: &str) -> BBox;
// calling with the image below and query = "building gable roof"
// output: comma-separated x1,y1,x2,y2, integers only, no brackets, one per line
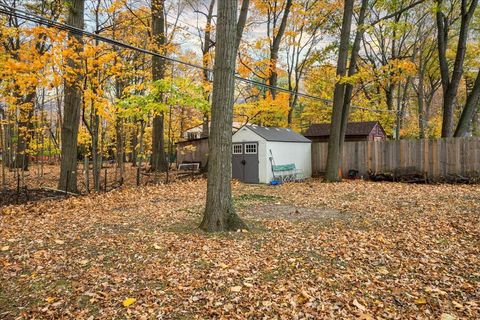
304,121,385,138
243,125,311,143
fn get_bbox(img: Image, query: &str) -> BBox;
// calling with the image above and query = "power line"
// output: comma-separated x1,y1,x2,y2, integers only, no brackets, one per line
0,4,398,114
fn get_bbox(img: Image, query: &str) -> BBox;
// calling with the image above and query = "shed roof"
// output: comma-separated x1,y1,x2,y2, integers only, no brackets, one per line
304,121,384,138
244,125,311,143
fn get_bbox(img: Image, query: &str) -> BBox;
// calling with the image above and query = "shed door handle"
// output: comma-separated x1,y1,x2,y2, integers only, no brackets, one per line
241,160,246,165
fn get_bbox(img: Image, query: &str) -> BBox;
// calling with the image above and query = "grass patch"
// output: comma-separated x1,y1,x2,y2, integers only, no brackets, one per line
235,193,278,202
234,194,278,209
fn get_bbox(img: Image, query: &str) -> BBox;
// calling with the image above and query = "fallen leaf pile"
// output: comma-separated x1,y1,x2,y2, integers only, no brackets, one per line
0,179,479,319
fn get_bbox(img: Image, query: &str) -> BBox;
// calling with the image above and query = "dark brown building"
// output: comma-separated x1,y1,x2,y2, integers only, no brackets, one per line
304,121,387,142
176,137,209,169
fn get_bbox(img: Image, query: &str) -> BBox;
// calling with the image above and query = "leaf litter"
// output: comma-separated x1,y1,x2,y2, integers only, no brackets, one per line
0,179,479,319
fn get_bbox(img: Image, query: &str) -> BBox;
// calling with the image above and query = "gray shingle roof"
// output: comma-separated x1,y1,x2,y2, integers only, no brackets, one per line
246,125,311,143
304,121,385,138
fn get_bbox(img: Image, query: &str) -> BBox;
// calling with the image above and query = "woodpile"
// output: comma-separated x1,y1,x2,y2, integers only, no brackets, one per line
367,168,480,184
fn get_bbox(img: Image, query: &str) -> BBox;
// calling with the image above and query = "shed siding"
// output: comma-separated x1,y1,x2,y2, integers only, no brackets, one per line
265,141,312,183
232,126,264,142
176,139,209,168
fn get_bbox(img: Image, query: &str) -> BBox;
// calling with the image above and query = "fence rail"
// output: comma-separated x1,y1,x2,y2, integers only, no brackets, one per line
312,138,480,179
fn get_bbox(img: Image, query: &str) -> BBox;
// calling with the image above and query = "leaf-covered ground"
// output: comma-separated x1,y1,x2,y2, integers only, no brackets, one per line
1,179,479,319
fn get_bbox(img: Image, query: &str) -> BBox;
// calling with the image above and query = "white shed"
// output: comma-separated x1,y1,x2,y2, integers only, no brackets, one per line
231,125,311,184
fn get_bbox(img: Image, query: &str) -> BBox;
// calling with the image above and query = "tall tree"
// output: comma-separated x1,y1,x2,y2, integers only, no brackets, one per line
187,0,216,136
242,0,292,98
267,0,292,98
436,0,478,137
325,0,354,182
411,14,441,139
454,70,480,136
338,0,368,151
200,0,248,232
285,0,334,126
150,0,168,171
58,0,85,192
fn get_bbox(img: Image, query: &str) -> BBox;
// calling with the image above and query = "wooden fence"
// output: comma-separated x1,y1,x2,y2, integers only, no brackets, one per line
312,137,480,179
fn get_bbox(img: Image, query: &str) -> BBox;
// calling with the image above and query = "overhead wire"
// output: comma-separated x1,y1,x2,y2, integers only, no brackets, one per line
0,4,399,114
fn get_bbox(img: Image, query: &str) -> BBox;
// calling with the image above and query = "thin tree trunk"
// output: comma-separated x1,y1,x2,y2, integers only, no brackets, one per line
58,0,84,193
268,0,293,99
454,70,480,136
436,0,478,137
84,155,90,193
236,0,250,53
0,108,6,188
325,0,354,182
92,110,101,191
4,118,13,168
138,120,145,169
14,91,36,170
201,0,216,137
200,0,247,232
115,115,124,182
418,73,426,138
131,123,138,166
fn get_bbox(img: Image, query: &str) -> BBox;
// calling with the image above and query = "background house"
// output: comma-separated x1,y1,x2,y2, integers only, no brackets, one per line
176,137,209,169
304,121,387,142
176,122,246,169
182,122,245,140
232,125,311,184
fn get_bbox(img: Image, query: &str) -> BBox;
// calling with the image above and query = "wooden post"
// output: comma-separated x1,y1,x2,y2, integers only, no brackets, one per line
84,156,89,193
136,167,140,186
104,167,107,192
0,117,6,190
16,170,20,204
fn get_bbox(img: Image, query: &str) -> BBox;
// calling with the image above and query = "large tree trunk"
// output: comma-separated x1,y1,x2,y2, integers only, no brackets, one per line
58,0,84,193
325,0,354,182
150,0,168,172
339,0,368,152
200,0,247,232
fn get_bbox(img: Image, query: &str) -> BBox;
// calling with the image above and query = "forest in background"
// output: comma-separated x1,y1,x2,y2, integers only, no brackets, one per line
1,0,480,191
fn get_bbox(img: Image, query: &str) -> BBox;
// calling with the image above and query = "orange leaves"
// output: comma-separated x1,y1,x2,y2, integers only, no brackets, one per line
0,25,67,111
235,92,290,127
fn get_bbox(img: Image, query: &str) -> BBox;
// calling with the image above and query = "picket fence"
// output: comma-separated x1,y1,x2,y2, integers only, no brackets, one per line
311,137,480,179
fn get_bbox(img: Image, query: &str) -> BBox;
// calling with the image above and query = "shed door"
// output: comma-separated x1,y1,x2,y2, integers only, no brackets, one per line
232,142,259,183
